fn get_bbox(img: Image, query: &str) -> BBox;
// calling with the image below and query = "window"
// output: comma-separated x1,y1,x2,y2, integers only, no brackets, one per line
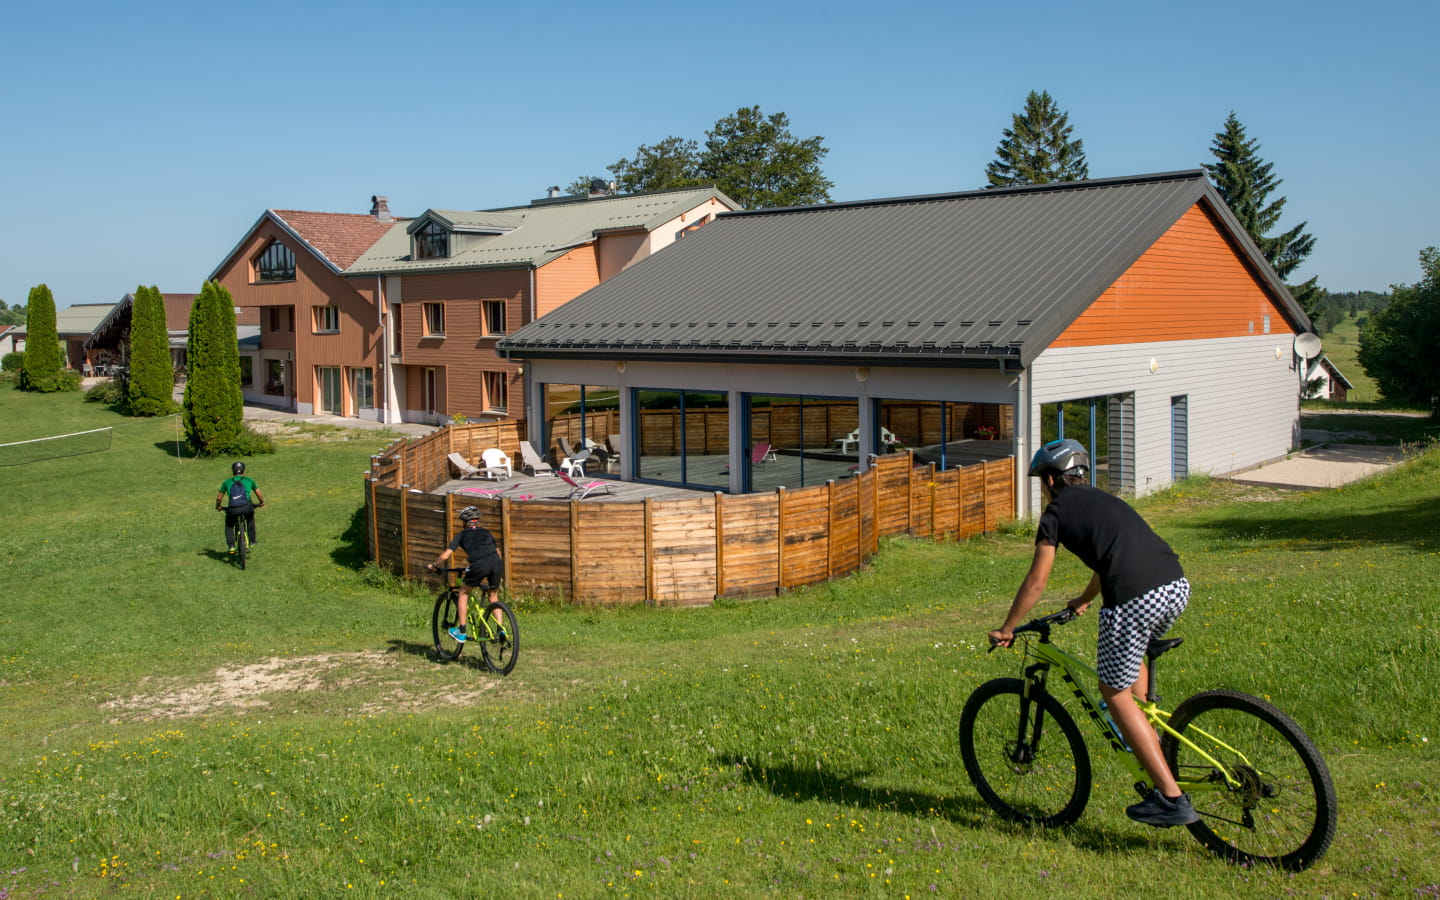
353,367,374,409
414,221,449,259
313,305,340,333
483,300,506,335
485,371,508,413
544,383,621,471
423,302,445,336
635,388,729,490
390,303,402,355
255,241,295,282
746,395,857,492
1039,393,1134,496
239,357,253,387
267,307,293,333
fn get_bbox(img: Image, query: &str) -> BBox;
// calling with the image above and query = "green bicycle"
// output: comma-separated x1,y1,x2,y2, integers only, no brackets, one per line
959,608,1336,872
430,567,519,675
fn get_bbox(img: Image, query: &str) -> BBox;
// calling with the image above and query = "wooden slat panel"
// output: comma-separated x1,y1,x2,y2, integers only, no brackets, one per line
719,494,780,597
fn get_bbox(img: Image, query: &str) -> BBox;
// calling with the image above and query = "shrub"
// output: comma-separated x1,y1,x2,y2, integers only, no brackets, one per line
1,351,23,373
84,379,127,405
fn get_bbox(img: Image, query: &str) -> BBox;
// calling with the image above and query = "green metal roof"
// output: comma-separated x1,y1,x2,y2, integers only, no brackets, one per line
347,187,738,275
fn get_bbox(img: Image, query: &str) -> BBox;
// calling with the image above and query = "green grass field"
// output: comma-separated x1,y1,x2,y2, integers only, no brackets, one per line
3,387,1438,898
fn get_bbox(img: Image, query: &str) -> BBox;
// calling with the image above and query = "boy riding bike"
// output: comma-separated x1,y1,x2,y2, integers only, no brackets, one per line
988,438,1197,828
427,506,504,643
216,461,265,555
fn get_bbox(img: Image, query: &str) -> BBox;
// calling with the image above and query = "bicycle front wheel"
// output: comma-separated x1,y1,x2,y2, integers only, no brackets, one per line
478,600,519,675
1162,689,1336,872
432,590,466,661
959,677,1091,826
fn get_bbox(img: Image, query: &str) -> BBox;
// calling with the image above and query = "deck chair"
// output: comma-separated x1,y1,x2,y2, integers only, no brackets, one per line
480,447,513,480
447,452,486,480
558,436,579,459
558,470,613,500
455,482,516,499
750,443,778,466
833,430,859,453
519,441,554,476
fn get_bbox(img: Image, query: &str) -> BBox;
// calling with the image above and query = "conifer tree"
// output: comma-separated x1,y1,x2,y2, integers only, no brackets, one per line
19,284,66,392
183,281,244,454
985,91,1090,188
126,285,174,416
1203,113,1322,321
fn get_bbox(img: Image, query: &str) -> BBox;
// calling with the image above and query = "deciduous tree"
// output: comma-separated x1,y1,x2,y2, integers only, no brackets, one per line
1358,248,1440,414
601,107,833,208
985,90,1089,188
126,285,174,416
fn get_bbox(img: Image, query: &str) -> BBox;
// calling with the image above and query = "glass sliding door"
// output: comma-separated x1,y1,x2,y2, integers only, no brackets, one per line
318,366,342,415
745,395,859,491
635,389,728,490
544,382,622,472
1038,393,1133,495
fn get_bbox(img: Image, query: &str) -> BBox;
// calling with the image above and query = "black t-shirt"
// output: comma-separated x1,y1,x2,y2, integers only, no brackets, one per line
448,525,500,564
1035,483,1183,608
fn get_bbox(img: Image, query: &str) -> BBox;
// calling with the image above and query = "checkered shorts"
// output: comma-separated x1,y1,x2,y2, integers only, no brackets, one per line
1096,578,1190,690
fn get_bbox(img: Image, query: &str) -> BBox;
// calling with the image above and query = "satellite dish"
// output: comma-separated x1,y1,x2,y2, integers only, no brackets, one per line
1293,333,1322,360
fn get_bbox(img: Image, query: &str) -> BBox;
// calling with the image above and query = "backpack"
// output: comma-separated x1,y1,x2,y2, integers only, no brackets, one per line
226,477,252,509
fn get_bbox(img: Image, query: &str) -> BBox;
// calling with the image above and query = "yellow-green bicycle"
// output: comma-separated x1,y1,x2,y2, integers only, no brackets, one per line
959,608,1336,871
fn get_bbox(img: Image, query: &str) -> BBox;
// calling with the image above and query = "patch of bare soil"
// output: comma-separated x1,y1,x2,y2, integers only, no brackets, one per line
101,651,496,722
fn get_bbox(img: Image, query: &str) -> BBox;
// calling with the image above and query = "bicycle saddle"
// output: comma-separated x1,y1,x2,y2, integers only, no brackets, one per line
1146,637,1184,661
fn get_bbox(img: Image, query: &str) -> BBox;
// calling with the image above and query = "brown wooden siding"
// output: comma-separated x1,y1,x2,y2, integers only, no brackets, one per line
1051,203,1296,348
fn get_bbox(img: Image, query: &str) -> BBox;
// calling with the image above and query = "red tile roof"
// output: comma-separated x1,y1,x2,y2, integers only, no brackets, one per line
271,210,396,270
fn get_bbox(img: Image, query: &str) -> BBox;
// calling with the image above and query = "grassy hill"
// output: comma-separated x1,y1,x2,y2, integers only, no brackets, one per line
2,386,1438,898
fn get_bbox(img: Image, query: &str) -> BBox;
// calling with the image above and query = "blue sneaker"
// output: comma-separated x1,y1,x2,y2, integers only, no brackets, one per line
447,627,467,643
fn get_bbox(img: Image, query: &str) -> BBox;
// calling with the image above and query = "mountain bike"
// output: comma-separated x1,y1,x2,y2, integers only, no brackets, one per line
958,608,1336,872
430,566,519,675
220,506,254,569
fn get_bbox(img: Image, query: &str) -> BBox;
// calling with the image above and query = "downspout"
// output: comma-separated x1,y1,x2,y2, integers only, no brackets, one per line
376,275,386,423
526,266,537,442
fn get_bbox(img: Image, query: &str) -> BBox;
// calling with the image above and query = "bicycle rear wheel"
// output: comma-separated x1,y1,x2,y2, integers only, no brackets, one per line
236,525,248,570
1161,689,1336,872
959,677,1091,826
432,590,466,661
478,600,519,675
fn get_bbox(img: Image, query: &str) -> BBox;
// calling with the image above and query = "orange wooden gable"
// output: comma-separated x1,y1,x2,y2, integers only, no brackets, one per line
1049,202,1296,349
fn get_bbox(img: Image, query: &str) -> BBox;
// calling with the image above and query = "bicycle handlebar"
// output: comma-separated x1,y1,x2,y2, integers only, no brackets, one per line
989,606,1077,652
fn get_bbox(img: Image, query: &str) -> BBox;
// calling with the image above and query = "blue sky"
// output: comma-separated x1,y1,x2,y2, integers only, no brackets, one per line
2,0,1435,310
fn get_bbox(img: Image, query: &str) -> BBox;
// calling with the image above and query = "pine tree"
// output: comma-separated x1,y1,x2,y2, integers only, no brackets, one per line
985,91,1090,188
19,284,67,392
1204,113,1319,318
126,285,174,416
183,281,244,454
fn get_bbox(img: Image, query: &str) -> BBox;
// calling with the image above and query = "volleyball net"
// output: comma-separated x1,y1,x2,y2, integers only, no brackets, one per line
0,426,114,467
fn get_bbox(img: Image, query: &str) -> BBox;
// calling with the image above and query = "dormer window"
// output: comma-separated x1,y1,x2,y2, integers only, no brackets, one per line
414,221,450,260
255,240,295,282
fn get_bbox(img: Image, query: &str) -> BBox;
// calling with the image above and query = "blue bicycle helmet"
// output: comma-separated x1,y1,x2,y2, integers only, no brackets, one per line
1028,439,1090,478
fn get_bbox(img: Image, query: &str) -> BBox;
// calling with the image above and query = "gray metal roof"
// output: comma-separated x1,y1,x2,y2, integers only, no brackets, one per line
347,187,738,276
498,171,1308,368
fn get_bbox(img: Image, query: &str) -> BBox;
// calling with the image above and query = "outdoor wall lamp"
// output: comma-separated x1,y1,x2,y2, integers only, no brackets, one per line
1149,358,1160,374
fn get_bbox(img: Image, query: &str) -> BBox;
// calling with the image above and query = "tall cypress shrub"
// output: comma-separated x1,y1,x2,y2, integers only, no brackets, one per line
183,281,245,454
19,284,66,392
126,285,174,416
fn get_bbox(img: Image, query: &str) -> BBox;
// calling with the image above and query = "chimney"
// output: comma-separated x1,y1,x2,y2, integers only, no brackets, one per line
370,195,392,223
546,185,561,198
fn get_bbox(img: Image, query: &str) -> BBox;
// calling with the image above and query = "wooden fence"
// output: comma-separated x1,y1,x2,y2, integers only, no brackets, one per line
364,428,1015,606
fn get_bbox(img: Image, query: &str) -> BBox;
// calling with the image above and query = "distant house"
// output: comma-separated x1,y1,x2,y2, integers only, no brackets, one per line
498,170,1314,515
54,303,121,373
0,325,20,356
1304,354,1354,402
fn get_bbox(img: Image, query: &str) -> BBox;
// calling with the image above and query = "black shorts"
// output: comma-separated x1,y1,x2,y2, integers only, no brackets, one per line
462,558,502,591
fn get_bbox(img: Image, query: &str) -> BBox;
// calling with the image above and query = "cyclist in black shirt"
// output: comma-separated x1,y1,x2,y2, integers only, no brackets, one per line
426,506,504,644
989,439,1198,828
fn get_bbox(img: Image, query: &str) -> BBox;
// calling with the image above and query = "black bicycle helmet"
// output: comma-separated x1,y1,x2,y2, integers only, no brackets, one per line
232,461,246,475
458,506,482,522
1028,438,1090,478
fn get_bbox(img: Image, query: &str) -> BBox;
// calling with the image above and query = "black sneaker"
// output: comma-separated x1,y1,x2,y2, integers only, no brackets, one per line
1126,789,1200,827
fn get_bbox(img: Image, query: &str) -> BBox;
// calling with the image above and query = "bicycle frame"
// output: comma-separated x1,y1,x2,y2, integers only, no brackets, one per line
1017,628,1250,795
440,568,502,640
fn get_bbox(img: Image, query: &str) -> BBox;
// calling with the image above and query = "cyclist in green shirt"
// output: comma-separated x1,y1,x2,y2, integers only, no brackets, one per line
216,461,265,554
